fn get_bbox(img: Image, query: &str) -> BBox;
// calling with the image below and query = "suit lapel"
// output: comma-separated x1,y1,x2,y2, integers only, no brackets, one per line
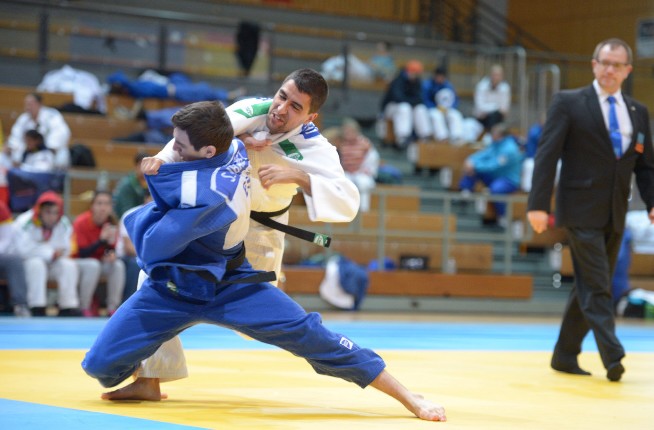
583,86,613,155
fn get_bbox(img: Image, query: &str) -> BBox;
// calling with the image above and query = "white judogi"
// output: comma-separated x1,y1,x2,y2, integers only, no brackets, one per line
11,208,79,309
7,106,71,169
138,97,360,380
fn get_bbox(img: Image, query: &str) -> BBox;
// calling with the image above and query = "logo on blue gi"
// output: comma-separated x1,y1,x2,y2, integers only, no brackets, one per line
339,337,353,350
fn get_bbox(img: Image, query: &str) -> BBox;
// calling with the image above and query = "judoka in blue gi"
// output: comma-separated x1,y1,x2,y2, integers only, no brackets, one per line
81,101,447,422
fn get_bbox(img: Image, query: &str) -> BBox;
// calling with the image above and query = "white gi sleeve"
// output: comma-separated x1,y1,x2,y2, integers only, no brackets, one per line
299,140,360,222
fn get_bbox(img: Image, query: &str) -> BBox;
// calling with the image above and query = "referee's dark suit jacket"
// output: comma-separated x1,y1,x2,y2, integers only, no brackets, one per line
528,84,654,230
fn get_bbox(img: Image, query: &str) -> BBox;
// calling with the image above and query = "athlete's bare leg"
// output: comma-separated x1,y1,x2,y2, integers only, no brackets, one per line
100,369,446,422
369,370,447,422
101,377,167,401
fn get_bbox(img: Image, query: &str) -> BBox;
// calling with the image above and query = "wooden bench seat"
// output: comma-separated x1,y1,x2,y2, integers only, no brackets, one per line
283,236,493,272
291,185,421,212
63,113,145,140
561,247,654,277
0,85,74,110
281,267,533,300
288,206,454,232
0,108,145,140
76,139,160,172
415,142,478,189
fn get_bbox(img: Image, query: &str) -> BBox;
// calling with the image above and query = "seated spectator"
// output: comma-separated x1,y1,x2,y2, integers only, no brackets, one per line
10,191,81,316
20,130,56,173
369,41,396,83
422,66,465,144
72,190,125,317
473,64,511,135
321,53,375,83
0,200,30,317
326,118,380,213
7,93,71,170
378,60,431,149
520,113,546,192
113,152,149,218
107,70,245,103
459,123,523,226
321,41,396,84
115,191,152,303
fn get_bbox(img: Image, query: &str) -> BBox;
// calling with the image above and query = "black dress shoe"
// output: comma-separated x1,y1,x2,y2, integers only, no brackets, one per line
58,308,83,317
551,357,592,376
606,363,625,382
29,307,47,317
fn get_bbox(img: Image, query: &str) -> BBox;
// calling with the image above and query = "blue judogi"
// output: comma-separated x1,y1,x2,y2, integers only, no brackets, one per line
82,139,385,389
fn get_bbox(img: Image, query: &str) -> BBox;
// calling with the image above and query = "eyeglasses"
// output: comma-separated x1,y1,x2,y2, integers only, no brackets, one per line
595,59,630,71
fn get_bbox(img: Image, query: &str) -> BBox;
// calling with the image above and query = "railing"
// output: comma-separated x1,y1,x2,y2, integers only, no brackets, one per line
289,185,532,275
60,168,531,276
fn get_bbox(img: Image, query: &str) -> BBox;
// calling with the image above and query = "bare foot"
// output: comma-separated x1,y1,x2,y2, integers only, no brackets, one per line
407,393,447,422
369,370,447,422
101,377,167,401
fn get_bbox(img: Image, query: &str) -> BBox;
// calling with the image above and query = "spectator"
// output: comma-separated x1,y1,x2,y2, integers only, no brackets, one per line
369,41,396,83
327,118,380,212
0,200,30,317
474,64,511,134
422,66,465,144
113,152,149,218
20,129,56,173
7,93,71,170
115,191,152,303
378,60,431,149
72,190,125,317
459,123,523,226
520,113,546,192
10,191,81,316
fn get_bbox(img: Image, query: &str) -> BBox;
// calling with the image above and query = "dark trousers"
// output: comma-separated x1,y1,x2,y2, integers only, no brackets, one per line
555,226,625,368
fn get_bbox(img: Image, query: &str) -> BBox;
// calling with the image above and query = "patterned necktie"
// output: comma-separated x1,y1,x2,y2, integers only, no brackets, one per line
607,95,622,159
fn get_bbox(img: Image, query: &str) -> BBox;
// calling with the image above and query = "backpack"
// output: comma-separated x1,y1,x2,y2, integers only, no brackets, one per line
69,143,96,167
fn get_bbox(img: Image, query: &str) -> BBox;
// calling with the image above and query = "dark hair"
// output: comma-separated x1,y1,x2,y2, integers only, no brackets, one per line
434,66,447,76
282,68,328,113
27,92,43,104
593,38,633,64
171,101,233,153
24,129,44,145
92,189,116,223
134,152,148,164
92,189,113,203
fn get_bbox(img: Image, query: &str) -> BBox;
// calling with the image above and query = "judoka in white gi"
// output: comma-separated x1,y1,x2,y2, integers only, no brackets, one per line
127,69,361,393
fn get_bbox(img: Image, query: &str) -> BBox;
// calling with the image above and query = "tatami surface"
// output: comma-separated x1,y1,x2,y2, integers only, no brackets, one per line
1,313,653,429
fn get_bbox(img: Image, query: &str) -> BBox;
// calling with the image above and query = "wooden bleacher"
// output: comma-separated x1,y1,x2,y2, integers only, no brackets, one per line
282,267,533,300
78,139,159,172
0,85,74,111
561,246,654,292
283,179,533,299
415,141,478,189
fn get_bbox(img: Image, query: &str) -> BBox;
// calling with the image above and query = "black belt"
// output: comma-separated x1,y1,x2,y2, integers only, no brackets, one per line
180,245,277,285
250,204,332,248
